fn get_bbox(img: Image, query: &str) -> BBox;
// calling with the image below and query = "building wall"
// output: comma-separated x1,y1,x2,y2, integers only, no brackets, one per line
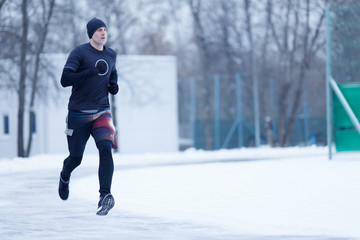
0,91,18,158
0,54,178,158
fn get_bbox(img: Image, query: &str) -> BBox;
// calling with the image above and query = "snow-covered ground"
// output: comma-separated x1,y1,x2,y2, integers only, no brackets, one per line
1,146,359,239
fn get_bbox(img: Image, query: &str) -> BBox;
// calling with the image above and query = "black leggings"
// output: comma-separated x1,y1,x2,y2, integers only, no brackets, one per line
61,122,114,197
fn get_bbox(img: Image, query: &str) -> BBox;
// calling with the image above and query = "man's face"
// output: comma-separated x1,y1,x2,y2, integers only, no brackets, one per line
92,27,107,46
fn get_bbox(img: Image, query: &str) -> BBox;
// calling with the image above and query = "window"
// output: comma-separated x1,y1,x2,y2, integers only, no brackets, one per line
3,115,9,135
30,112,36,133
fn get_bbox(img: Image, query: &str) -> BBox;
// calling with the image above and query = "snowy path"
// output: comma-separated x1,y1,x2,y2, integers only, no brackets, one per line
0,168,217,239
0,168,240,240
0,156,356,240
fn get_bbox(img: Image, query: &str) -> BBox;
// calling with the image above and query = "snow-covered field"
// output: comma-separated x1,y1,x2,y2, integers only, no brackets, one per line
1,146,360,239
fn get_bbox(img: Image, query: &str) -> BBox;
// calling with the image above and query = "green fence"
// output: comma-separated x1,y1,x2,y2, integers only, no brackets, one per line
333,83,360,151
192,117,327,149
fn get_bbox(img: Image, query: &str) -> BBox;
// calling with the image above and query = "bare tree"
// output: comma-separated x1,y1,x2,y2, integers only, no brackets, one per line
188,0,214,149
267,0,327,146
0,0,59,157
215,0,239,121
244,0,260,146
267,0,299,146
18,0,29,157
25,0,56,157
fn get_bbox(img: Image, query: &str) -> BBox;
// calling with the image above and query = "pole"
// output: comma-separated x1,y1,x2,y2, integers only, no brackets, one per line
236,73,243,148
214,75,220,150
326,8,333,159
252,42,261,147
190,77,197,148
269,77,277,140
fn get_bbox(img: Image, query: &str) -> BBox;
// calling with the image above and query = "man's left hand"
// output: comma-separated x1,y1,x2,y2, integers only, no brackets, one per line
108,82,119,95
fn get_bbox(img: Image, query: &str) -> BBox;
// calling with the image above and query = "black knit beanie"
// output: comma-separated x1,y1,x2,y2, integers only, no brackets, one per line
86,18,107,39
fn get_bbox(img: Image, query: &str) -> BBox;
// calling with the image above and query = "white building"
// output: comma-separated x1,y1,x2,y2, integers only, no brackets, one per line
0,54,179,158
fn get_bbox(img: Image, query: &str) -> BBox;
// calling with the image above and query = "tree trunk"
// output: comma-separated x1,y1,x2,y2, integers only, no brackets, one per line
18,0,28,157
244,0,260,147
277,82,291,146
283,64,306,146
189,0,213,150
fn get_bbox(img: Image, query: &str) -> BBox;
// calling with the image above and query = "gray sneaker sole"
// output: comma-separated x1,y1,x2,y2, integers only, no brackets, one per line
96,194,115,216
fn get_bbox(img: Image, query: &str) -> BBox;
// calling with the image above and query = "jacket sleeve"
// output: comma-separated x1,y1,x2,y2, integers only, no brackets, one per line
60,68,98,87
